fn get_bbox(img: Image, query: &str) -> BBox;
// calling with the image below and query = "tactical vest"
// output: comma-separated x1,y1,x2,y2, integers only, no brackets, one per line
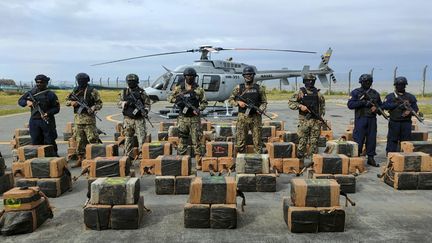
72,87,95,114
178,84,200,117
355,88,380,118
299,87,319,118
122,88,145,119
29,88,51,119
389,92,413,121
238,84,261,115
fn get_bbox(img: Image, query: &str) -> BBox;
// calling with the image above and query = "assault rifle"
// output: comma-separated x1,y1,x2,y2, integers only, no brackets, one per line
394,96,424,124
235,95,273,120
176,94,208,121
68,92,102,121
129,91,154,128
360,89,389,120
27,90,50,124
299,102,331,130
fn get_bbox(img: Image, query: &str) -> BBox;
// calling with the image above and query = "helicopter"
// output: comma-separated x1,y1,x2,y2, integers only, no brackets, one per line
92,46,336,103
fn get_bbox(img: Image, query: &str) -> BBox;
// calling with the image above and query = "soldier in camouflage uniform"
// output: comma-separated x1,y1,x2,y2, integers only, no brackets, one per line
118,74,151,159
228,66,267,154
288,74,325,159
66,73,103,167
168,67,208,170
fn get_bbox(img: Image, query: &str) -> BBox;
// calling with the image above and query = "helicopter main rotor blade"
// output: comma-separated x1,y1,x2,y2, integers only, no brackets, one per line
91,50,198,66
219,47,316,54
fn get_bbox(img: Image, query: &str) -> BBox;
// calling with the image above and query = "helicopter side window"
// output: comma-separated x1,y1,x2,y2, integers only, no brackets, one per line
170,75,184,91
202,75,220,92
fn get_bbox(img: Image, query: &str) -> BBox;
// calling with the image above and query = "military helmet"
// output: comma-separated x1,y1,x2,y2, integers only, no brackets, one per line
126,73,139,83
183,67,197,77
394,76,408,85
303,73,317,81
359,74,373,83
34,74,50,83
75,72,90,83
242,66,256,75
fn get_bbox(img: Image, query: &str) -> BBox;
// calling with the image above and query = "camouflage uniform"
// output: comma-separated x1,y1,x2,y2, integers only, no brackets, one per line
118,87,151,158
168,83,207,156
66,87,103,157
288,87,325,158
228,84,267,154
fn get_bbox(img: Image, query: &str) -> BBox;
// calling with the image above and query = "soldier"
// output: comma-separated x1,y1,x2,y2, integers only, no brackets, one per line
347,74,382,167
382,76,419,154
66,73,103,167
288,73,325,159
18,74,60,155
168,67,208,169
228,66,267,154
118,74,151,159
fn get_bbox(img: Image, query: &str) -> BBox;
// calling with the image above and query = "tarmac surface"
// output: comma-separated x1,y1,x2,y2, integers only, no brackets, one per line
0,100,432,242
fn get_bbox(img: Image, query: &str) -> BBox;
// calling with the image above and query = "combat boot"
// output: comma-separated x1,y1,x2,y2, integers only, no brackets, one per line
367,157,379,167
72,155,83,168
195,155,202,170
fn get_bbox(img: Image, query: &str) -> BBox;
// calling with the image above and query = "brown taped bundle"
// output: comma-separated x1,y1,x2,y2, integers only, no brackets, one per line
17,145,56,162
201,121,212,131
261,126,276,138
155,176,175,195
153,155,191,176
0,172,14,194
282,158,304,174
175,175,195,194
65,122,74,133
290,178,340,207
158,131,169,141
266,142,296,159
184,203,210,228
383,170,418,190
312,173,356,194
205,142,234,158
410,131,429,141
111,196,145,230
159,121,176,132
278,131,299,144
324,140,358,157
287,206,345,233
343,130,353,141
320,130,334,141
263,120,285,131
84,204,112,230
22,157,68,178
210,204,237,229
270,158,283,172
141,142,172,159
85,144,119,160
348,157,366,174
139,158,159,175
312,154,349,174
201,157,218,172
401,141,432,155
15,173,72,198
388,152,431,172
14,128,30,138
218,157,235,172
3,187,44,211
189,176,236,204
88,156,130,178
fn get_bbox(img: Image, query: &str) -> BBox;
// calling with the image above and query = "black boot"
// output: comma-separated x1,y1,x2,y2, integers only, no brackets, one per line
367,157,379,167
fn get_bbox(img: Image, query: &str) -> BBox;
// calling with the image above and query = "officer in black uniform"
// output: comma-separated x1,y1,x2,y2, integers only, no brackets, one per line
18,74,60,155
347,74,382,166
382,76,419,153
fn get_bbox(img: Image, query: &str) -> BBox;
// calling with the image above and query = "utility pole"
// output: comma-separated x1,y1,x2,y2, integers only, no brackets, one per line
99,77,102,86
423,65,428,97
116,77,119,88
295,77,298,91
348,69,352,94
107,77,110,87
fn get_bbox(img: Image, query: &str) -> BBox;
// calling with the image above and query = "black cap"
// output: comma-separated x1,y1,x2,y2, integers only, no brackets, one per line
34,74,50,82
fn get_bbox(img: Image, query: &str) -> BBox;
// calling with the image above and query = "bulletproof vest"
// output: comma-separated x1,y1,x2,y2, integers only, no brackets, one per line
238,83,261,115
389,92,414,121
29,88,51,119
355,88,380,118
299,87,319,118
178,84,200,117
72,87,95,114
122,88,145,119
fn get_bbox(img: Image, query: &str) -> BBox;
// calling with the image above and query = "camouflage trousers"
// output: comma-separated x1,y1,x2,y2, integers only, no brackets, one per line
123,117,147,158
235,113,262,154
75,123,100,155
297,118,322,158
177,116,203,156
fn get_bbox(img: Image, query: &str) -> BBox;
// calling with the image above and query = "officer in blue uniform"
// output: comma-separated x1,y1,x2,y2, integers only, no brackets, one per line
382,76,419,153
347,74,382,167
18,74,60,155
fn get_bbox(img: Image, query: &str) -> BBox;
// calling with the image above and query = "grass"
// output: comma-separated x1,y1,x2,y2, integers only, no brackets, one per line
419,104,432,119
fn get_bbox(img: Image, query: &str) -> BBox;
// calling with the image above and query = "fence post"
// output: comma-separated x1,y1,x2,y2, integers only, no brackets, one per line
423,65,428,97
348,69,352,94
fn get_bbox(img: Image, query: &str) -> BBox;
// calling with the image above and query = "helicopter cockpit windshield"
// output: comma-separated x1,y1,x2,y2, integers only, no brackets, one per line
151,72,173,90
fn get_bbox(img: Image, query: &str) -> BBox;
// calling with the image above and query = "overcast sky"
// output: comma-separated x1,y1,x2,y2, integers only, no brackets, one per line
0,0,431,90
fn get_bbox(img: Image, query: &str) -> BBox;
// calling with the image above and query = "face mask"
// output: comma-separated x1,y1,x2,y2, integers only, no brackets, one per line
127,81,138,89
395,84,406,93
361,81,372,90
77,80,88,88
185,76,195,85
304,80,315,89
36,81,48,91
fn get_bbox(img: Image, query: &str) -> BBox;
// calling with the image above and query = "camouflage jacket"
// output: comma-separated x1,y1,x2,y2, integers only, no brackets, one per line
65,87,103,124
288,87,325,119
118,87,151,115
168,83,208,111
228,83,267,112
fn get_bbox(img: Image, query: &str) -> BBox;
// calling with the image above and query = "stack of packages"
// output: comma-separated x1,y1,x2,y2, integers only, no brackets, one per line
10,127,32,151
343,120,355,141
0,152,14,194
381,152,432,190
84,177,145,230
401,141,432,156
309,154,358,193
63,122,74,141
167,125,180,146
236,154,276,192
140,141,173,174
147,155,194,195
158,121,176,141
0,187,53,235
283,179,345,233
266,142,301,174
410,119,429,141
213,123,236,141
324,139,366,175
184,176,238,229
319,120,334,147
202,142,235,172
12,145,71,198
